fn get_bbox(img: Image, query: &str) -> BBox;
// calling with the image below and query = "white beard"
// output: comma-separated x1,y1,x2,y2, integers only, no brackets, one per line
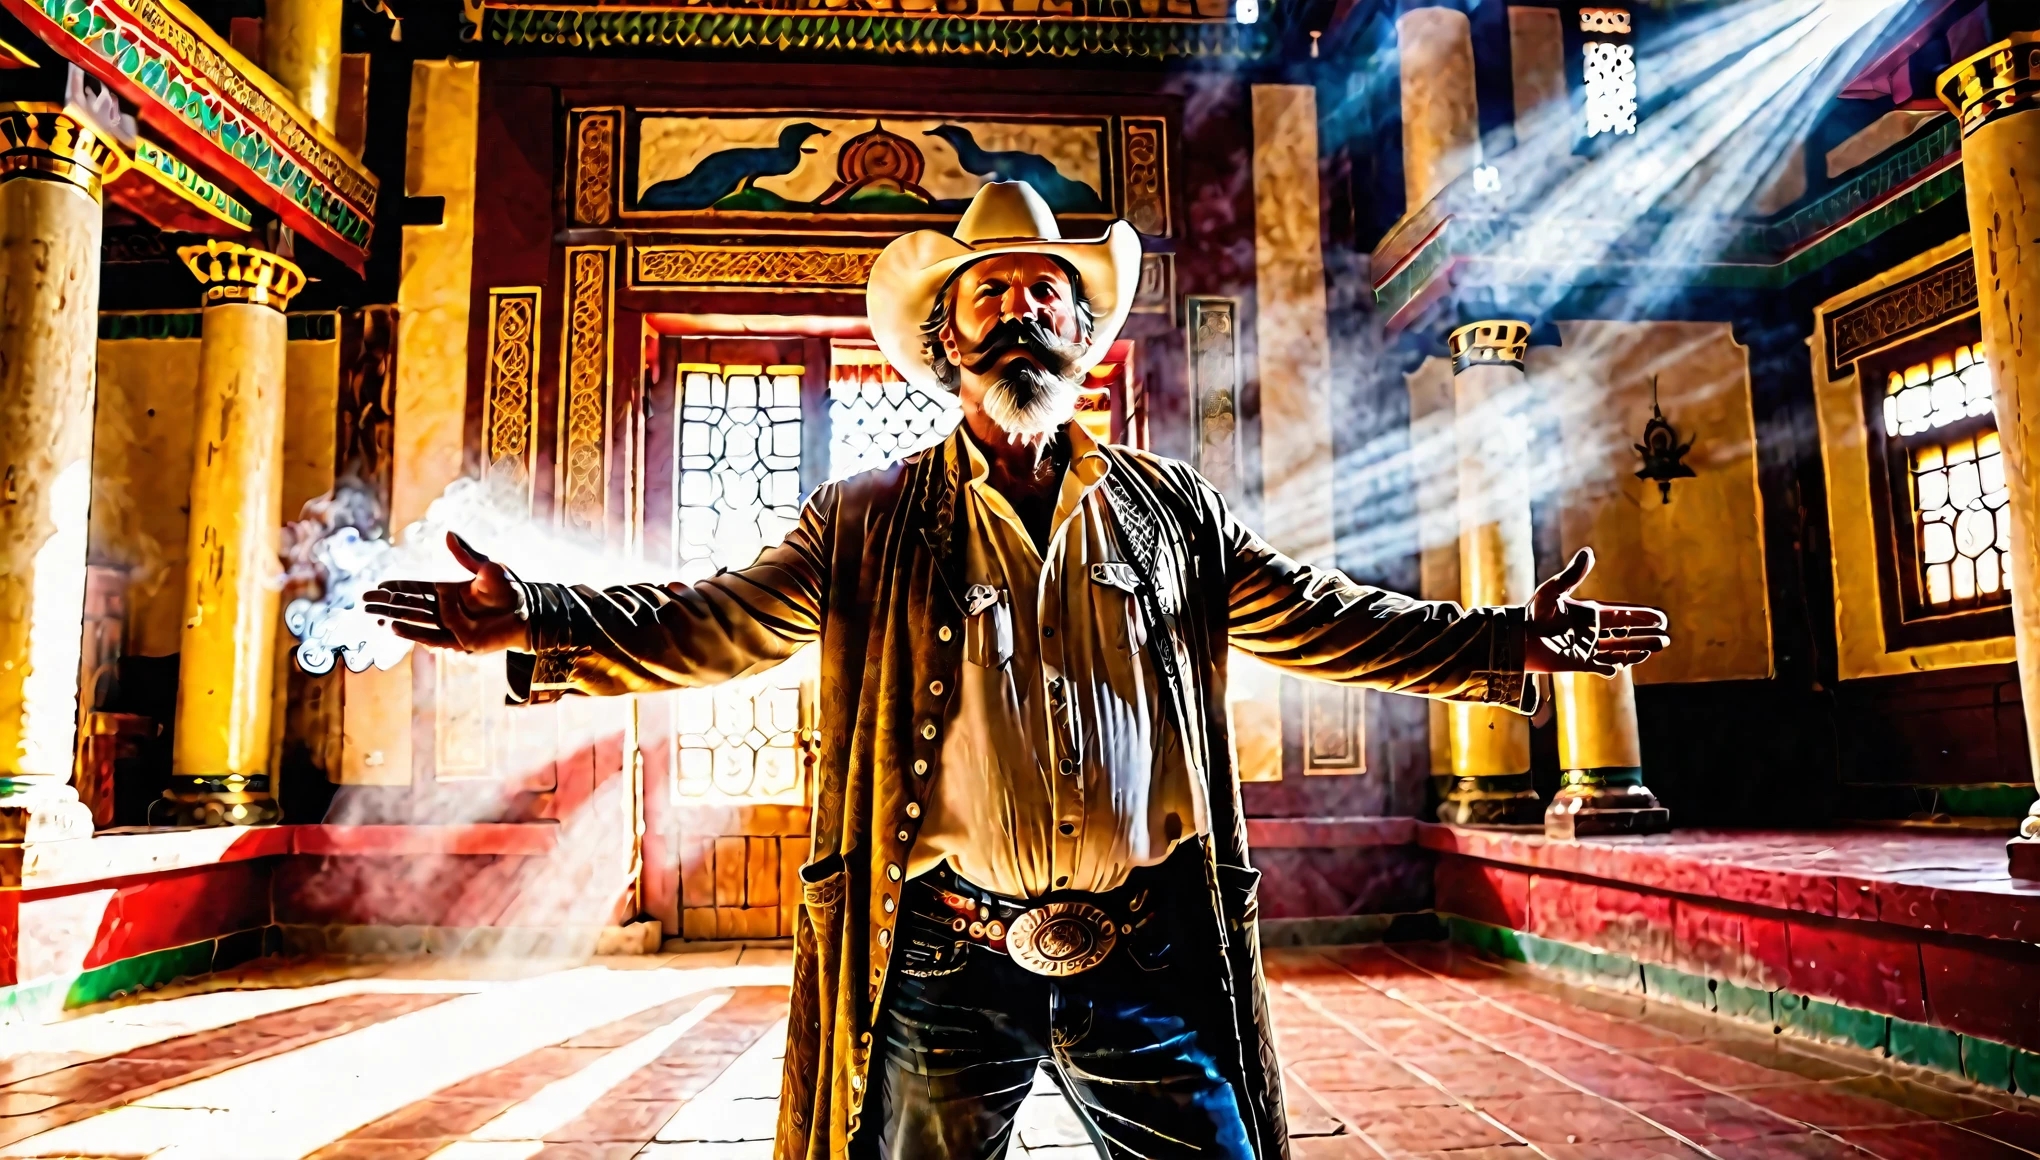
981,363,1079,440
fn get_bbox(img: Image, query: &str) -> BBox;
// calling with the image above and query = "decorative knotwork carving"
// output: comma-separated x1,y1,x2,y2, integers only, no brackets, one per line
484,287,541,505
559,247,613,535
573,110,617,226
1187,297,1238,496
1938,31,2040,137
1121,117,1168,236
0,103,127,200
632,244,879,290
177,239,307,310
1448,319,1532,374
1826,253,1977,378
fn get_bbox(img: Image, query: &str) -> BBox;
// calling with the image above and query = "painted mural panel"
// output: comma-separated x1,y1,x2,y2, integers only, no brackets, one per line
626,112,1113,231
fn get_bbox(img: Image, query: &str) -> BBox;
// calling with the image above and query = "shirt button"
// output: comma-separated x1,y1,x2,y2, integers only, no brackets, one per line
1043,626,1055,638
921,722,937,740
897,829,911,842
913,759,928,775
939,626,953,642
887,863,903,881
1058,758,1075,775
906,802,921,817
929,680,944,696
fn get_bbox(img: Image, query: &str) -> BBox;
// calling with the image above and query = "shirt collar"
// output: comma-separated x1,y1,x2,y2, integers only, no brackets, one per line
950,419,1109,486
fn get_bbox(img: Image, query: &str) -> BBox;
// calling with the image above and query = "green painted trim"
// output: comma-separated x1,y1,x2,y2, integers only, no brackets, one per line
1890,1018,1964,1075
1777,991,1889,1052
1,927,273,1026
1936,783,2040,817
483,7,1265,58
1441,915,2040,1096
99,311,202,340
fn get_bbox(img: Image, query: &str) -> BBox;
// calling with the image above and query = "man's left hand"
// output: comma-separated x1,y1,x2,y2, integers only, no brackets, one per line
1523,548,1670,676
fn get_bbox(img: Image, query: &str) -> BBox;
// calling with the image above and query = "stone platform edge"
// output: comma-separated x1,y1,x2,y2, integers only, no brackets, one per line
1417,822,2040,944
1445,915,2040,1102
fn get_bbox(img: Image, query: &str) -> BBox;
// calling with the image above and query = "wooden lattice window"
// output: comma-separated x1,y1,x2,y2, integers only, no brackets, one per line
1863,319,2013,649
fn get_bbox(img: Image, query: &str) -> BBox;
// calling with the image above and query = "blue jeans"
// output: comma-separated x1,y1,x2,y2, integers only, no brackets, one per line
862,873,1256,1160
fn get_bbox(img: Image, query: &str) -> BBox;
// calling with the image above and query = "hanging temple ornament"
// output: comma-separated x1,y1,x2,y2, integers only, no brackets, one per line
1633,375,1695,504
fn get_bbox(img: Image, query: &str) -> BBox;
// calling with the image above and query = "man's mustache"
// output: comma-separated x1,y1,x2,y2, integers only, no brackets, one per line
963,316,1083,377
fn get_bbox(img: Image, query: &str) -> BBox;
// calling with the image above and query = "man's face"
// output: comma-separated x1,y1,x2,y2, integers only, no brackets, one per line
939,253,1087,438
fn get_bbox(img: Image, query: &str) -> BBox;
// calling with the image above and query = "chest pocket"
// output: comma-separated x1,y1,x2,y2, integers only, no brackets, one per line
1089,562,1148,652
963,584,1013,669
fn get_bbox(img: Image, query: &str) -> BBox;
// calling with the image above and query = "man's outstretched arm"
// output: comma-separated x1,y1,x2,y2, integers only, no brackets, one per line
1219,492,1667,709
363,485,833,701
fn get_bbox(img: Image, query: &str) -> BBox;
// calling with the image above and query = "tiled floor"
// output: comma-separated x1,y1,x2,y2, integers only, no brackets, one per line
2,941,2035,1158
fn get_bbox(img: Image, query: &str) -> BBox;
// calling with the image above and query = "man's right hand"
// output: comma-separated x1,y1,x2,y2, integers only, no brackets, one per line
362,531,528,655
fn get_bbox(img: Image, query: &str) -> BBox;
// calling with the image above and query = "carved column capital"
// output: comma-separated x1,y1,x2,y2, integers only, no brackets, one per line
1447,319,1531,374
0,103,127,201
1939,32,2040,137
177,240,307,311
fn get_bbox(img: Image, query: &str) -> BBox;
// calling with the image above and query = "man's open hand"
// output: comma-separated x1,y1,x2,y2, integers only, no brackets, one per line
362,532,528,655
1523,548,1670,676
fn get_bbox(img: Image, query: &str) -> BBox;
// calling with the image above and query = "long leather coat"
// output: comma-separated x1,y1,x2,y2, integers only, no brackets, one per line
510,430,1533,1160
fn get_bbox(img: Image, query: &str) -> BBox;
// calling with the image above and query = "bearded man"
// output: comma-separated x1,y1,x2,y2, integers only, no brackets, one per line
366,181,1669,1160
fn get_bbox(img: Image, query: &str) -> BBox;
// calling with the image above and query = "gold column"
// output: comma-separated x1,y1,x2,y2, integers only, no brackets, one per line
0,105,125,844
159,241,305,827
1548,668,1667,838
1941,37,2040,877
263,0,344,132
1441,320,1543,826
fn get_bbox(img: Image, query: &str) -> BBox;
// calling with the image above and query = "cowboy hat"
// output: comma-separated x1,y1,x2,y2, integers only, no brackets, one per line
867,181,1142,397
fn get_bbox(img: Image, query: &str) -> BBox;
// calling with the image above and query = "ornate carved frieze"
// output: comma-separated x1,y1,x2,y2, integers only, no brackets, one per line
475,0,1258,59
4,0,379,268
571,108,619,227
1120,116,1169,236
632,243,879,291
1825,252,1977,379
483,287,541,508
558,247,614,537
1186,296,1239,497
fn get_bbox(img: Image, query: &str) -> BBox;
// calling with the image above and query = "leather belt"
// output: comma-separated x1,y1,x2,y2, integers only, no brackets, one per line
915,862,1165,977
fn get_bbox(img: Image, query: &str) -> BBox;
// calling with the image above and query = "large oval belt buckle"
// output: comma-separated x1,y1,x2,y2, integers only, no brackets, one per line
1005,901,1117,976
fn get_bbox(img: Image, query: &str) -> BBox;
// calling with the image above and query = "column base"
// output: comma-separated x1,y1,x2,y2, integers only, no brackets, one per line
2011,812,2040,880
1437,773,1544,828
149,774,282,827
0,779,94,842
1545,768,1670,841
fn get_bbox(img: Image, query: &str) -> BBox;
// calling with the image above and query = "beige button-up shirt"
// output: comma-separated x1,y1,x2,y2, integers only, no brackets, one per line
907,422,1207,898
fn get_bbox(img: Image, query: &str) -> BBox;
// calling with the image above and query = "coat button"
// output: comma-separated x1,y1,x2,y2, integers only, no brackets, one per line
938,626,953,641
921,722,937,740
906,802,921,817
879,928,890,947
929,679,944,696
887,863,903,881
884,895,896,913
897,829,910,842
1058,758,1075,775
913,759,928,775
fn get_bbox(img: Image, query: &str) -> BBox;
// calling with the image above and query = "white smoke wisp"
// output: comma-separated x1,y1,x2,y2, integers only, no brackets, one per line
281,476,671,675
